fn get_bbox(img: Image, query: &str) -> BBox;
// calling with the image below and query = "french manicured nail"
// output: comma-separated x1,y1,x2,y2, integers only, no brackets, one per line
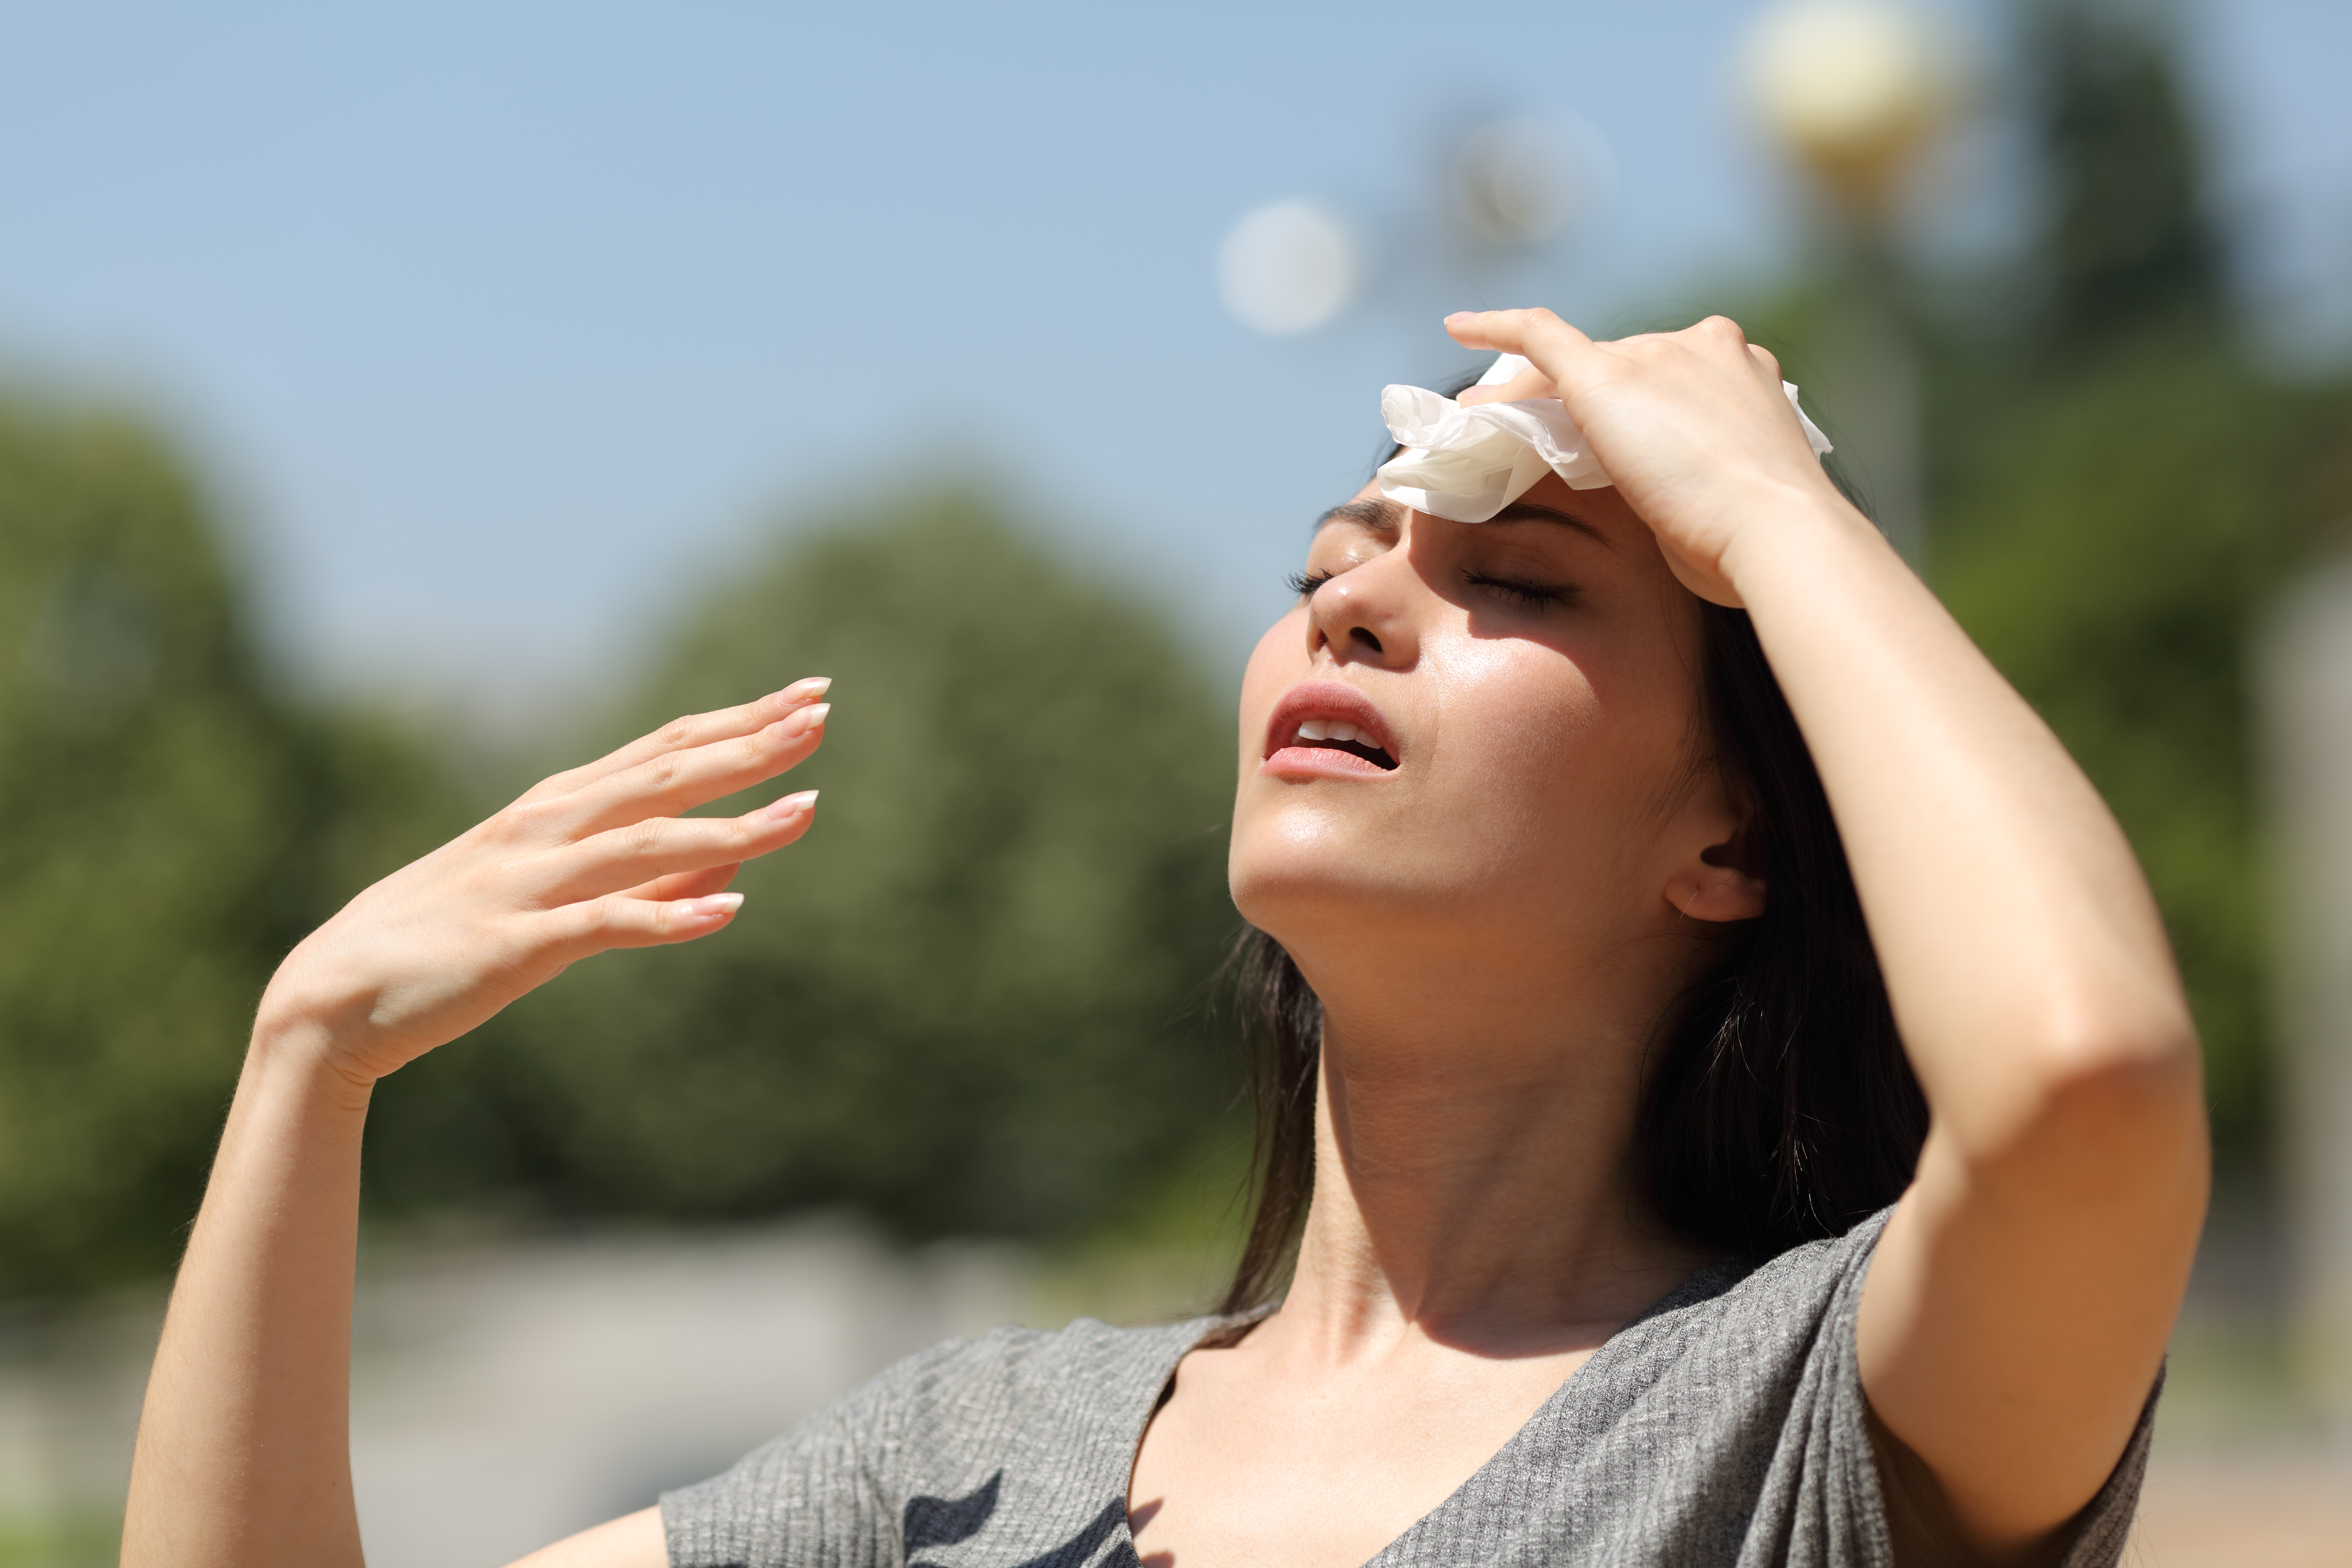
765,788,819,820
775,677,831,702
682,892,744,918
783,702,830,736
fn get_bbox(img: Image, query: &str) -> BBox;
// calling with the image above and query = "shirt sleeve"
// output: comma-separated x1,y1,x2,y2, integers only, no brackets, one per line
660,1342,953,1568
1764,1214,2160,1568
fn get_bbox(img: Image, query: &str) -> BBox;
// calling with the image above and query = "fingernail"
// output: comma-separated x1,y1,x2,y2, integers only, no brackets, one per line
776,676,831,702
765,788,819,820
681,892,744,918
1445,311,1475,323
782,702,830,737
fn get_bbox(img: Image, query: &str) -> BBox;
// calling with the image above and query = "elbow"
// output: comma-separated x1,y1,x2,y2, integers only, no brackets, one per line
1965,996,2209,1189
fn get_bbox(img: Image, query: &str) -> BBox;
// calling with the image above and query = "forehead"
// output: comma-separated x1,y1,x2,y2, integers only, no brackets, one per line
1324,473,1641,548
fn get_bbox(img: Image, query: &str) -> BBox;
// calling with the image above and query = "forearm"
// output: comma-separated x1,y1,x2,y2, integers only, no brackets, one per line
113,682,821,1568
122,1018,374,1568
1723,490,2202,1148
1729,488,2208,1537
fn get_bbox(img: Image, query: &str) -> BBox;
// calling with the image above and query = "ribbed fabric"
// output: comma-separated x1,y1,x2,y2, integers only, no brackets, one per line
662,1210,2155,1568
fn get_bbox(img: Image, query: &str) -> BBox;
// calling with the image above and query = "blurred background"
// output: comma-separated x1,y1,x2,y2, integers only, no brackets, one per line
2,0,2350,1561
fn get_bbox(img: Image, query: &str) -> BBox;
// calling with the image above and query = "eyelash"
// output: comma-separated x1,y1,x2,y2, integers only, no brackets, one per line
1465,571,1568,608
1290,567,1568,607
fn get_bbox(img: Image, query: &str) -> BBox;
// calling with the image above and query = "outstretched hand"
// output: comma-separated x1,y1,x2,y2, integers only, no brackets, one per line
258,678,832,1086
1445,309,1858,606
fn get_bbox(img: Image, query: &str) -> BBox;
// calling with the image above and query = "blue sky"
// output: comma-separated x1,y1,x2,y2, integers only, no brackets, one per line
1,1,2346,715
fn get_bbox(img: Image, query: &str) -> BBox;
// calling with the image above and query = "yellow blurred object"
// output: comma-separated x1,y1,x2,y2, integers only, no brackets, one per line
1743,0,1962,213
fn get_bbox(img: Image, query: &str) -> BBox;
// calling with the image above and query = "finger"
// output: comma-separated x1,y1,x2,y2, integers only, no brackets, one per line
1455,366,1556,408
1682,316,1781,385
518,677,832,805
527,702,829,842
1442,308,1602,390
537,889,749,960
617,862,742,905
532,790,820,907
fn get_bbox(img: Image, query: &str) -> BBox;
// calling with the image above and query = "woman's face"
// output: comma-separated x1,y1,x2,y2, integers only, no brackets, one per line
1229,472,1750,978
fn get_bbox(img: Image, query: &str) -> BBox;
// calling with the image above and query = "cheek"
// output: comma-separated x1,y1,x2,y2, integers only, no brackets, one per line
1423,633,1687,880
1430,641,1603,847
1235,611,1306,775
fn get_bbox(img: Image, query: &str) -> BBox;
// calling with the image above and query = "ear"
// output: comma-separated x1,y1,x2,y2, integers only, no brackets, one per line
1663,823,1768,924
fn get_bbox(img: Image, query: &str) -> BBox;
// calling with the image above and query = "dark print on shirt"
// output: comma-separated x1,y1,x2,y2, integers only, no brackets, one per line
904,1474,1136,1568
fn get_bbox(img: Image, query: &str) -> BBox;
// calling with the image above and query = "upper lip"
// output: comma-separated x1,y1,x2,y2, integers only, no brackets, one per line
1264,680,1401,767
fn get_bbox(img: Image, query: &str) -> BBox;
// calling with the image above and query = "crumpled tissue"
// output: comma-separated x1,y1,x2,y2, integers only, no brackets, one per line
1375,353,1835,523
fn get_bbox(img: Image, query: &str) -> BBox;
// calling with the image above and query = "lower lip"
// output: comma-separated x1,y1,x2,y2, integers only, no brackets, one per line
1262,745,1396,779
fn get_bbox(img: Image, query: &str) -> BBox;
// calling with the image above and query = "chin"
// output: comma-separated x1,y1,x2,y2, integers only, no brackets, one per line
1228,811,1475,958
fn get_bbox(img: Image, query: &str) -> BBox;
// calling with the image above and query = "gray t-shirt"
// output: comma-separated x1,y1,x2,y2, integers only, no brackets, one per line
662,1211,2155,1567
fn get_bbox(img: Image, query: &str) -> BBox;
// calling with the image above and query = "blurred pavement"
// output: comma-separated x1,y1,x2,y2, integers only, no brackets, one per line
1,1213,2346,1566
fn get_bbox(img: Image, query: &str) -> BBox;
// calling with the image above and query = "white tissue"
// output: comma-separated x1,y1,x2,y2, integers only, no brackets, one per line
1374,354,1835,523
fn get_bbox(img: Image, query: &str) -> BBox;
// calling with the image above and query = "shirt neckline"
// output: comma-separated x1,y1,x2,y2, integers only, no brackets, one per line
1109,1256,1753,1568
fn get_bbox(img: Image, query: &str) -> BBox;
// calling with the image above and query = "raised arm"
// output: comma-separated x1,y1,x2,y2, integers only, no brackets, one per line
1446,310,2207,1555
120,680,833,1568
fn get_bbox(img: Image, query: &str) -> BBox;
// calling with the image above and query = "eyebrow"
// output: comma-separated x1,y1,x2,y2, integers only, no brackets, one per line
1312,494,1612,548
1313,498,1403,534
1483,499,1614,548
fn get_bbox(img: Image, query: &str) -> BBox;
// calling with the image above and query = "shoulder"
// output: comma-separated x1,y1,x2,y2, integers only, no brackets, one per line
1601,1209,1891,1370
1412,1213,1902,1566
847,1314,1205,1437
664,1315,1214,1568
1524,1213,1891,1457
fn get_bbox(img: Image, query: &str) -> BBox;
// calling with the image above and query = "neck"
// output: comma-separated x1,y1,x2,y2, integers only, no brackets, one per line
1273,929,1711,1362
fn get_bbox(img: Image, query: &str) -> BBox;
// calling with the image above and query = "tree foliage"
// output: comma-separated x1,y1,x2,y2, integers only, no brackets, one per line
1773,0,2352,1164
2030,0,2224,351
365,490,1243,1240
1929,345,2348,1156
0,398,460,1295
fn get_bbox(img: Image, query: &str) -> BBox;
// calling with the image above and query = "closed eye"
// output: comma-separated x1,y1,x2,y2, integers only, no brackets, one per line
1464,571,1571,609
1286,568,1336,598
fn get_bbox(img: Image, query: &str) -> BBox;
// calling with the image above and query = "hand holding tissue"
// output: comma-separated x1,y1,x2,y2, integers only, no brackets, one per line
1375,353,1835,524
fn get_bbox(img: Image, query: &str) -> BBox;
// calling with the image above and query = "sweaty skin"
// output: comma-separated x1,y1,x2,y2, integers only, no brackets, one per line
120,313,2205,1568
1129,314,2202,1568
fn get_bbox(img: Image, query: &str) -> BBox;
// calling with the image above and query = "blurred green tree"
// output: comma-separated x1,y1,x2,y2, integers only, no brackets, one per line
1887,1,2348,1164
366,489,1243,1241
2031,0,2225,352
0,396,461,1296
1929,345,2345,1160
1748,0,2352,1168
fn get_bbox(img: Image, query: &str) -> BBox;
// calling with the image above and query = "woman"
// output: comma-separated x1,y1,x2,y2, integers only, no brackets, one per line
122,310,2207,1567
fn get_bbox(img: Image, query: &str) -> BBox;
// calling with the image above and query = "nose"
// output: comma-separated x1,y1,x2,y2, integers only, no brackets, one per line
1305,543,1419,671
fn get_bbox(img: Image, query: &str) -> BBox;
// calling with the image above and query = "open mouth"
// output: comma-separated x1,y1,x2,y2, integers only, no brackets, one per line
1281,717,1398,771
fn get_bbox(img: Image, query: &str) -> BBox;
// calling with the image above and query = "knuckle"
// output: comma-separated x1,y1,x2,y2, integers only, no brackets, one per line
583,896,634,945
487,802,538,844
545,899,598,950
656,713,697,749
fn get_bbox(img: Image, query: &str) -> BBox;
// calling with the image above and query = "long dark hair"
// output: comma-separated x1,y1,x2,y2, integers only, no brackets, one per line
1218,457,1929,1315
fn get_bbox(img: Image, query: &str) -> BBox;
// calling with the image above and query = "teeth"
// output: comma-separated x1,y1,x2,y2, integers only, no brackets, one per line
1327,722,1359,744
1296,719,1329,742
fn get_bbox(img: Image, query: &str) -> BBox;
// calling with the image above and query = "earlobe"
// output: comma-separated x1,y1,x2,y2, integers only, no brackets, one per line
1665,864,1768,923
1665,841,1768,924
